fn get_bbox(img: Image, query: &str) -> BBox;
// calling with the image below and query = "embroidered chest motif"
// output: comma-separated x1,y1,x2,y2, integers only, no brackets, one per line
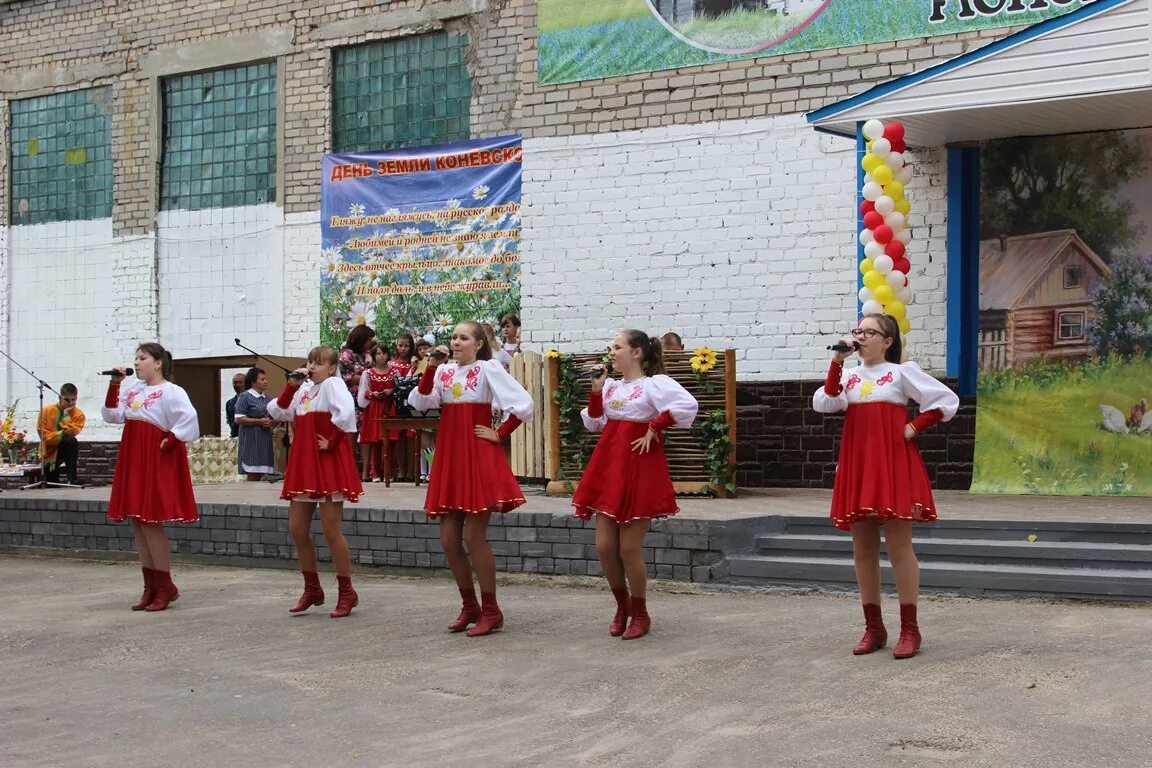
845,374,860,391
299,390,315,413
859,381,875,399
128,390,163,411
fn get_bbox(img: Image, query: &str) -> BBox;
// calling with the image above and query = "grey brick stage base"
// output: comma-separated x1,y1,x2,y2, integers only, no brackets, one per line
0,496,756,584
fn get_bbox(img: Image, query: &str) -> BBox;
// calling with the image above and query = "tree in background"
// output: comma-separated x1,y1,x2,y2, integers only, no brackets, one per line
1088,255,1152,359
981,132,1148,262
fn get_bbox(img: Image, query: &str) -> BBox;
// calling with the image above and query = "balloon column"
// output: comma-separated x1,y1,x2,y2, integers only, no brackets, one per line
857,119,913,336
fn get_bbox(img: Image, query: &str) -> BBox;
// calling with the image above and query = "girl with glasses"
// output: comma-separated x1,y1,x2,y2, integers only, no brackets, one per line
813,313,959,659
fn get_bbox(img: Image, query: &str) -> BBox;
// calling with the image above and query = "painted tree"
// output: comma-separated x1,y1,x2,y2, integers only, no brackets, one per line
1088,255,1152,359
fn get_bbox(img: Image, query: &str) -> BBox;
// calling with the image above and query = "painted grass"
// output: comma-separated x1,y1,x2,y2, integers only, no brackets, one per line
970,357,1152,496
674,8,815,51
539,0,1087,85
537,0,649,34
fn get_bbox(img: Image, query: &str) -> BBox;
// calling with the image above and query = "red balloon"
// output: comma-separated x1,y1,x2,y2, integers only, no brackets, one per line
891,139,907,154
863,211,885,230
860,199,875,216
883,123,905,142
873,225,894,245
893,256,911,274
884,239,906,259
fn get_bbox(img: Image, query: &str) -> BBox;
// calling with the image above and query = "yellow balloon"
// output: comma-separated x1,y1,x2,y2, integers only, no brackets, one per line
885,180,904,199
885,300,907,320
872,165,894,186
873,284,895,304
863,270,885,290
859,258,874,276
895,199,911,216
861,154,881,173
898,318,911,335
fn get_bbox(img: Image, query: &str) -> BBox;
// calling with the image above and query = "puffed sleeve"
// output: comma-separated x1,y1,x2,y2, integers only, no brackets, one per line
408,366,442,411
356,372,371,409
581,389,608,433
326,378,359,433
166,385,201,443
648,375,699,430
812,364,849,414
101,379,132,424
268,381,306,422
484,360,534,422
899,362,959,422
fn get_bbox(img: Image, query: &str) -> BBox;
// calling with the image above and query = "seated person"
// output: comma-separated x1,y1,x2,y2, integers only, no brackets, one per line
38,383,85,484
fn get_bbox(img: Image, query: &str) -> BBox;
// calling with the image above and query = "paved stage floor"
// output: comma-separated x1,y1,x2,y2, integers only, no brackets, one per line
3,556,1152,768
7,481,1152,523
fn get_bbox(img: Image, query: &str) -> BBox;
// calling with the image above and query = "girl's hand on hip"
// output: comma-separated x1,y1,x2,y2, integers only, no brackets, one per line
631,430,658,454
474,425,499,444
903,423,917,441
316,434,330,451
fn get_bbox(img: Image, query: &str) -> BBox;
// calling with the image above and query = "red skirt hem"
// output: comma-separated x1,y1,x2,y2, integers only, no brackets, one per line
570,419,678,525
280,412,363,503
107,419,198,524
421,403,524,518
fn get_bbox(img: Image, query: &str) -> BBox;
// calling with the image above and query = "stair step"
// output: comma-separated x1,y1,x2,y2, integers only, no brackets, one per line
777,517,1152,545
726,555,1152,599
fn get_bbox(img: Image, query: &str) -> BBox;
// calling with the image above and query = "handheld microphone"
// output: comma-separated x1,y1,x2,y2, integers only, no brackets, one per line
574,363,613,380
826,342,861,353
99,367,133,375
428,350,448,361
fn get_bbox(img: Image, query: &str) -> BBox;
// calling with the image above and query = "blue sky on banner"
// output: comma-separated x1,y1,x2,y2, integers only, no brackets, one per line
319,136,522,346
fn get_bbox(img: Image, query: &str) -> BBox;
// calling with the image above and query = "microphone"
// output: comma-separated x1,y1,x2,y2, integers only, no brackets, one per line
428,350,448,361
574,363,613,380
826,342,860,353
99,367,133,375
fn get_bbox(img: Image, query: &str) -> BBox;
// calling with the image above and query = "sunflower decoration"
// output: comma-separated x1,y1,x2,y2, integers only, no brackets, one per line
689,347,719,393
545,349,562,359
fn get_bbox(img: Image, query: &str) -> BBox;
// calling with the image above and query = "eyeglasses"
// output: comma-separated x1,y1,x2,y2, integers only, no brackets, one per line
850,328,889,339
61,397,77,403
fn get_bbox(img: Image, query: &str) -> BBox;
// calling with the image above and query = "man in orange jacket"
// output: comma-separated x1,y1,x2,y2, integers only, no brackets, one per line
38,383,85,484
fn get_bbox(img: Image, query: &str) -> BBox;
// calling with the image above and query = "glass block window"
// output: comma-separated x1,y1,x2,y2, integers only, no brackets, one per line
160,62,277,210
9,88,113,225
332,32,470,153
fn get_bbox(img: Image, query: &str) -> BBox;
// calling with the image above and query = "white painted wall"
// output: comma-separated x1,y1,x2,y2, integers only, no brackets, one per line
519,114,950,379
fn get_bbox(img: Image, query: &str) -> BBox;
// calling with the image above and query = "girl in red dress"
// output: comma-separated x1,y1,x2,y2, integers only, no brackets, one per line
268,345,364,618
407,322,535,637
573,330,698,640
813,313,959,659
102,343,200,612
386,332,417,480
356,344,393,482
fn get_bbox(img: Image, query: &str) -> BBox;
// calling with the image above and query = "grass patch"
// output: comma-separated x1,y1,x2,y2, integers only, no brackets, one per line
674,8,816,51
971,356,1152,496
537,0,649,33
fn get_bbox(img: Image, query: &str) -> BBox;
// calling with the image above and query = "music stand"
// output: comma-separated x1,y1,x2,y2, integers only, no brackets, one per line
0,347,85,490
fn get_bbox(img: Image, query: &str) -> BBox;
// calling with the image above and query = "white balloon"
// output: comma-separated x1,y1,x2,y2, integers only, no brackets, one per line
859,229,874,245
885,269,906,289
862,119,885,141
884,211,906,231
897,166,913,184
862,182,883,201
858,287,874,303
873,255,894,274
874,195,895,216
897,286,913,303
886,151,905,169
897,229,912,245
871,138,892,156
861,300,884,316
864,240,885,260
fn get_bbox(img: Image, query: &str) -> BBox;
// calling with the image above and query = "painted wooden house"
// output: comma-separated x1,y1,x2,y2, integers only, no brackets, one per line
978,230,1112,370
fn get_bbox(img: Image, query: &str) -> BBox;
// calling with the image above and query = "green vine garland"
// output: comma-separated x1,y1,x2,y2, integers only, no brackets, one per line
691,409,735,497
550,353,594,480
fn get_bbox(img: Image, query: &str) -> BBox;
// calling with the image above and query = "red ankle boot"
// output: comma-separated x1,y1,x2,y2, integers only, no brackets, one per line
448,587,481,632
852,603,888,655
329,575,359,618
289,571,325,613
892,603,922,659
131,567,156,611
145,570,179,612
609,587,630,637
466,592,504,637
622,597,650,640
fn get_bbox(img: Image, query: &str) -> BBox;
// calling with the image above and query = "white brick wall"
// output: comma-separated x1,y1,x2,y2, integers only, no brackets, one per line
283,209,322,356
520,114,949,378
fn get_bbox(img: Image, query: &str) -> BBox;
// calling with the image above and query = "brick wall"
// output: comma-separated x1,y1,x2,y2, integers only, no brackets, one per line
0,497,733,583
735,379,976,490
0,441,119,490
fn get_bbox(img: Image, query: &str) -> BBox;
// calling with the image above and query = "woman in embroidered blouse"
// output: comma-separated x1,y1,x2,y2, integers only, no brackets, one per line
408,321,535,637
356,344,393,482
574,330,699,640
386,332,418,481
103,343,200,612
269,345,364,619
812,313,959,660
234,367,275,481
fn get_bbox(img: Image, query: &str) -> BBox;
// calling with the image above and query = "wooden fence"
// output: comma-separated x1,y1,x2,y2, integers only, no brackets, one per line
508,350,549,480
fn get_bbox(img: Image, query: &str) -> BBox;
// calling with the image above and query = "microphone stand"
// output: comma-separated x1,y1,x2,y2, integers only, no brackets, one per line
0,347,83,490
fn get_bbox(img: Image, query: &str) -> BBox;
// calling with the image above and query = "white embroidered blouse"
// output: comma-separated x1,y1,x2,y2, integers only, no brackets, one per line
580,375,699,433
268,376,358,433
811,361,959,418
101,380,201,442
407,359,535,422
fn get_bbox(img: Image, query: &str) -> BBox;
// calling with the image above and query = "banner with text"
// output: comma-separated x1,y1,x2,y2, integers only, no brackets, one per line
538,0,1090,85
320,136,522,348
